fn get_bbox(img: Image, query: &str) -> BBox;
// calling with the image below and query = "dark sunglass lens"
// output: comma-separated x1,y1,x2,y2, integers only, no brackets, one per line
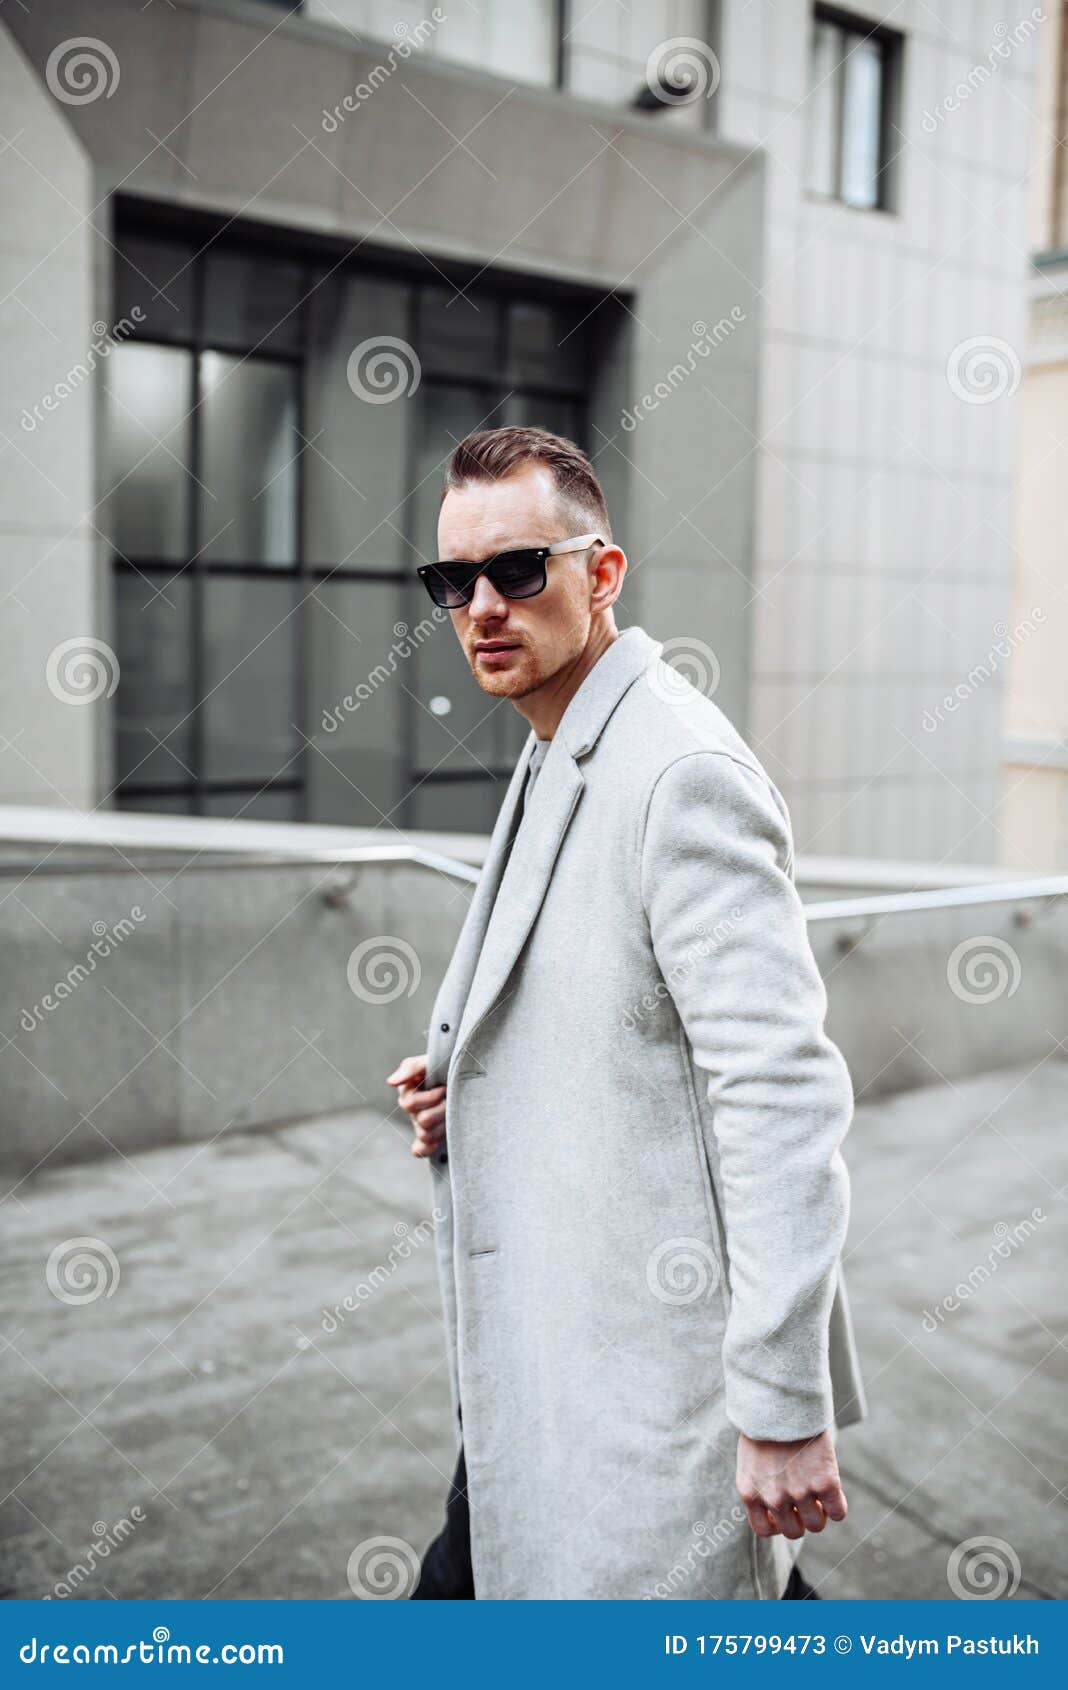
490,555,544,598
427,566,474,608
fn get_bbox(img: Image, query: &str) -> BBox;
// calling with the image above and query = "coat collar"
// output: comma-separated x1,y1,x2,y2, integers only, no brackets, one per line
556,625,662,760
449,625,661,1071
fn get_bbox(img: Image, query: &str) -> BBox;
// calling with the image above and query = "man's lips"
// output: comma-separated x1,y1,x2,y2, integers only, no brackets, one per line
469,635,520,662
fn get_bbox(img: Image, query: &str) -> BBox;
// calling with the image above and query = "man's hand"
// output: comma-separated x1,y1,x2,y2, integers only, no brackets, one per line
387,1053,447,1159
736,1430,847,1540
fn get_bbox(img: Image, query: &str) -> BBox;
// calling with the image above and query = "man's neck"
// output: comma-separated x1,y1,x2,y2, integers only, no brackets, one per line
515,622,619,741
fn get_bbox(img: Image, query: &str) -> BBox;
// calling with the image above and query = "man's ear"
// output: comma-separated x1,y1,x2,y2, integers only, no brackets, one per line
590,543,627,610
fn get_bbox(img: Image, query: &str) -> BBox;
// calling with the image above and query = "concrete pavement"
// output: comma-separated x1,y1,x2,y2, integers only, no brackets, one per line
2,1058,1064,1599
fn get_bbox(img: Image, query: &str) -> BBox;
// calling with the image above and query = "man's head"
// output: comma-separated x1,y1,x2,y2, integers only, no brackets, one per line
435,426,626,701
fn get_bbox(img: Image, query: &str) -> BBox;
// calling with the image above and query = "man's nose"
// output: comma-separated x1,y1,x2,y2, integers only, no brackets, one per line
467,572,509,620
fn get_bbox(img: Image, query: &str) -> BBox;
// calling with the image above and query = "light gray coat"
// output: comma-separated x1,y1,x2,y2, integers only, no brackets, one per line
423,626,865,1600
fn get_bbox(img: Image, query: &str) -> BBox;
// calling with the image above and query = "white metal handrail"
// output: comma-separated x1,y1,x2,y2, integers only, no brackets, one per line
3,839,1067,919
0,842,482,885
804,875,1068,922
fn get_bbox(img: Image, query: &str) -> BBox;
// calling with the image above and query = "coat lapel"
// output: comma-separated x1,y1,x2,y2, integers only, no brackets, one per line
452,744,584,1063
450,626,662,1069
424,732,537,1087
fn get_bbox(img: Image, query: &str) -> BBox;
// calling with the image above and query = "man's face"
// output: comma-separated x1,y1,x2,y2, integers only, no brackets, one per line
437,463,599,699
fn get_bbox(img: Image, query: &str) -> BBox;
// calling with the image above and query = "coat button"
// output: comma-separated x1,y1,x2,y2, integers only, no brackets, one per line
440,1022,449,1032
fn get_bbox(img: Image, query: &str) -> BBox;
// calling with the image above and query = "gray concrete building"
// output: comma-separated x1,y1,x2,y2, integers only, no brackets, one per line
3,5,1066,1607
1003,0,1068,872
0,0,1041,858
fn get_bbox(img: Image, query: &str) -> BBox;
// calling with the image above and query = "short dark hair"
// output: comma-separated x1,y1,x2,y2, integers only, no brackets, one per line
440,425,612,542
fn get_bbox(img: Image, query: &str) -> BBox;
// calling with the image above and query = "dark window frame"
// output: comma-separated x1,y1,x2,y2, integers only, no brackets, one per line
110,218,310,818
808,4,904,214
109,200,612,826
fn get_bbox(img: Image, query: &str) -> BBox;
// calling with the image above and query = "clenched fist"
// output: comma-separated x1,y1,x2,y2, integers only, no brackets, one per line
736,1429,847,1540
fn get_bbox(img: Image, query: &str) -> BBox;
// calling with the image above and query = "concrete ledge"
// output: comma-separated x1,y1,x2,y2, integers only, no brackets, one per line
2,810,1063,1175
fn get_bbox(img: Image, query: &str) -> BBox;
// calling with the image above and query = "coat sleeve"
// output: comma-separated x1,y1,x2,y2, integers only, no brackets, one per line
639,749,854,1442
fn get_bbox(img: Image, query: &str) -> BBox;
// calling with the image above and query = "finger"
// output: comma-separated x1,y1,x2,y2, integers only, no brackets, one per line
815,1481,848,1523
391,1071,426,1095
740,1498,779,1537
387,1054,427,1086
407,1101,440,1128
794,1495,827,1533
404,1086,446,1112
411,1129,446,1158
766,1503,805,1541
412,1118,445,1150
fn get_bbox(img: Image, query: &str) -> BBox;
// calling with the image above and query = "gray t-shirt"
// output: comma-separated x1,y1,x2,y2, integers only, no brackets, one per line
503,737,551,862
524,736,551,805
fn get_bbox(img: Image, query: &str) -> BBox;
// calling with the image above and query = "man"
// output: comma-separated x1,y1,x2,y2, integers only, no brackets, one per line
387,426,865,1600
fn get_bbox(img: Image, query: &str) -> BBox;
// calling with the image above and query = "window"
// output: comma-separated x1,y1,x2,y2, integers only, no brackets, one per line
107,228,307,819
107,213,608,831
807,6,902,212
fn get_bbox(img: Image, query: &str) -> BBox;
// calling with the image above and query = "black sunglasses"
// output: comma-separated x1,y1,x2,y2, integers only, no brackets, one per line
417,534,603,609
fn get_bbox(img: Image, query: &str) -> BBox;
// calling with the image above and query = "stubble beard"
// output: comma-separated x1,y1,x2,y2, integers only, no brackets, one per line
470,649,544,699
